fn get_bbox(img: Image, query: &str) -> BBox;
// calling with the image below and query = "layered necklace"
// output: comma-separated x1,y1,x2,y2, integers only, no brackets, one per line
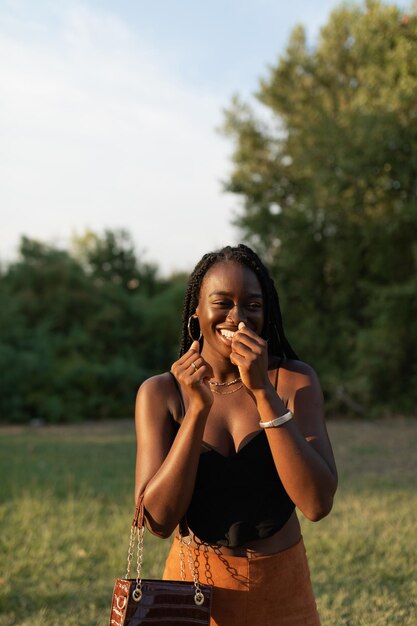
209,376,243,395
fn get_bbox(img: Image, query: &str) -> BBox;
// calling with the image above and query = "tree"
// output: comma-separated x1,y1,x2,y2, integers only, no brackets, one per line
0,237,95,422
0,234,186,423
72,228,158,294
223,1,417,414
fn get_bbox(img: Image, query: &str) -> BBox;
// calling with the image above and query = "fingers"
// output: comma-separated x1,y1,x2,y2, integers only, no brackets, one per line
187,355,214,380
232,336,262,356
230,322,268,375
174,340,201,368
232,325,267,356
187,355,205,375
180,361,213,386
171,350,213,385
235,323,265,344
229,351,245,367
190,340,200,353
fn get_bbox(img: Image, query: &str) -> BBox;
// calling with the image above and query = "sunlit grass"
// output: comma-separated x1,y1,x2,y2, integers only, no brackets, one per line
0,419,416,625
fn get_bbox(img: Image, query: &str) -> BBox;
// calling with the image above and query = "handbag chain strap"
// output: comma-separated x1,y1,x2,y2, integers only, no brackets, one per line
179,533,205,605
125,524,145,602
125,496,205,606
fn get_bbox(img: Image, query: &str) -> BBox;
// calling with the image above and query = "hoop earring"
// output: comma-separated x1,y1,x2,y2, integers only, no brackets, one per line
188,314,202,342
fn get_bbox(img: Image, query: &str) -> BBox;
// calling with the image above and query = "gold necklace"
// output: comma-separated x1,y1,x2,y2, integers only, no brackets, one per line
211,383,244,395
209,376,241,387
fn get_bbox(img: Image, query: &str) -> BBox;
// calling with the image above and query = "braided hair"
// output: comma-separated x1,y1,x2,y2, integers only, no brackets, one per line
179,244,298,360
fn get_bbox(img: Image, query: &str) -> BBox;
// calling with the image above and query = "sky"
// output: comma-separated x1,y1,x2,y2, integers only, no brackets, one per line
0,0,411,274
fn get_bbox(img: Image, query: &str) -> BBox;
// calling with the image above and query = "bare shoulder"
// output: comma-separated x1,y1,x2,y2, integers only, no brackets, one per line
278,359,323,406
135,372,180,424
280,359,320,384
137,371,176,398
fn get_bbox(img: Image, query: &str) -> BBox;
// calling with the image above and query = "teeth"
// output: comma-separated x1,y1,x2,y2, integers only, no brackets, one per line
220,329,235,338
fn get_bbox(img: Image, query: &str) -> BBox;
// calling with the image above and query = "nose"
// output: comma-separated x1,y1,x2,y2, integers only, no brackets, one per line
226,305,246,326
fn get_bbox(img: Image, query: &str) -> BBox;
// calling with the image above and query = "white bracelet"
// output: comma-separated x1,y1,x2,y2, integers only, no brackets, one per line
259,409,293,428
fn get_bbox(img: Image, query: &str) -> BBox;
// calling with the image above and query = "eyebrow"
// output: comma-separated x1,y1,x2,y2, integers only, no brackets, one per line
208,291,263,298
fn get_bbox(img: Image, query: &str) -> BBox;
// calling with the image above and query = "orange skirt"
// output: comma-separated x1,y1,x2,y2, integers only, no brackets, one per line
163,536,321,626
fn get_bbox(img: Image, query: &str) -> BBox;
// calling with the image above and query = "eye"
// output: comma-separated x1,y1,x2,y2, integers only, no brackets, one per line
247,302,262,310
212,300,232,308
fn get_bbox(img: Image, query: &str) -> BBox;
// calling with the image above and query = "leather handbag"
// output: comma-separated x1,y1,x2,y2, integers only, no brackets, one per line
109,495,212,626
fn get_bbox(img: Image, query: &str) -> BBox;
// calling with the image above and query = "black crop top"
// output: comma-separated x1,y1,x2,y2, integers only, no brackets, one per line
170,370,295,548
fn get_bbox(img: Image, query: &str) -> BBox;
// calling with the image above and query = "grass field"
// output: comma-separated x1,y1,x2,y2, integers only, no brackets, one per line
0,419,416,625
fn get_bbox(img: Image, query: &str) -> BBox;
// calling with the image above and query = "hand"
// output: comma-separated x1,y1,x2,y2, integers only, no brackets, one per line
170,341,214,409
230,322,270,392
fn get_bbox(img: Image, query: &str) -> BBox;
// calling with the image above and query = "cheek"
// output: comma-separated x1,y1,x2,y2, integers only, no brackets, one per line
249,307,263,321
206,310,222,326
199,308,219,328
255,312,265,334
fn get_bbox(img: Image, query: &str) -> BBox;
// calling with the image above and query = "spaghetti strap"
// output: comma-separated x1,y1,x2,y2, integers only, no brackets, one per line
169,371,185,418
274,357,283,390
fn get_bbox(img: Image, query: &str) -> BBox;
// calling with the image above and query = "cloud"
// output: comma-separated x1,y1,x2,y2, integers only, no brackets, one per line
0,3,237,273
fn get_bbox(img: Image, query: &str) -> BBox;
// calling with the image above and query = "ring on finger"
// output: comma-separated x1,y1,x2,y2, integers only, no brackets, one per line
191,361,198,371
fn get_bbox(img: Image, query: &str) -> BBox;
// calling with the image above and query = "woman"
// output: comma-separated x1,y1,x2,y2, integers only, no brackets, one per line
135,244,337,625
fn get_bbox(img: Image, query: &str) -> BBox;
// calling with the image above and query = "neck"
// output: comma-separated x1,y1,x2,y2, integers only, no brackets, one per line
201,348,240,383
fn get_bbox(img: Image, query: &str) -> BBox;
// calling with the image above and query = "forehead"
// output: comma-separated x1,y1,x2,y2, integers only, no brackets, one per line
199,261,262,298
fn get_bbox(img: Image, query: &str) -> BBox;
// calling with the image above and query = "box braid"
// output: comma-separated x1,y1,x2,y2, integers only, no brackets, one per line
179,244,298,360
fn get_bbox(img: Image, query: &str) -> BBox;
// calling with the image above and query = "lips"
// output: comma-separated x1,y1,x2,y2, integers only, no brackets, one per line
216,327,237,345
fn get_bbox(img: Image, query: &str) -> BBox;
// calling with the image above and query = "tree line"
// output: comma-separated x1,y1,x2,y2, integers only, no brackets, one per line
0,231,187,423
1,1,416,422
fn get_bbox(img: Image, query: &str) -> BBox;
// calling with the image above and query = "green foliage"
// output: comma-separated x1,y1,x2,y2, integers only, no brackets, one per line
72,228,158,294
0,233,186,423
222,1,417,414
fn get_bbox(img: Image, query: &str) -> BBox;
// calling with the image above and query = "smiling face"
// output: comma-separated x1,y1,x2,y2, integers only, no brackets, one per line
195,261,264,361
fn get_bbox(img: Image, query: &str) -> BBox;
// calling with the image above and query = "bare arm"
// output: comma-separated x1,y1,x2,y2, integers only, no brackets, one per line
254,364,337,521
135,342,213,538
231,324,337,521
